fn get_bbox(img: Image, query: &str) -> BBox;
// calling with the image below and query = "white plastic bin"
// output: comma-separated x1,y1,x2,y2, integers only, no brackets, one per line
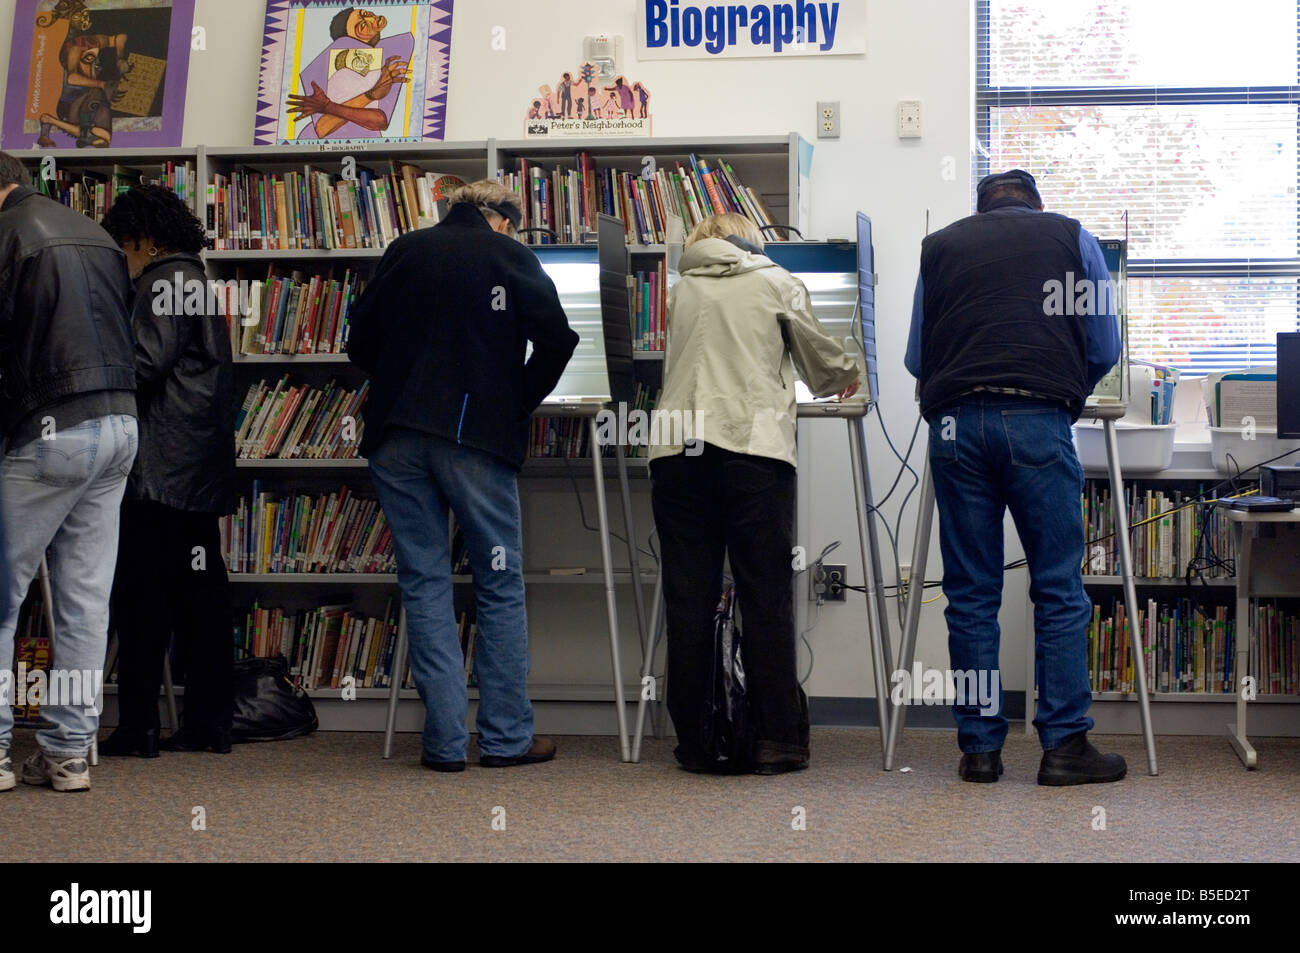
1073,421,1176,473
1209,427,1300,476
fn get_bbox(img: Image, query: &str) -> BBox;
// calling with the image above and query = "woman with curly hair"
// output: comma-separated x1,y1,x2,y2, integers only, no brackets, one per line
99,185,236,757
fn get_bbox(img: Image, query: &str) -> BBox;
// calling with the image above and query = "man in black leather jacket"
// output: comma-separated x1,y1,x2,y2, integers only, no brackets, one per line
0,150,138,793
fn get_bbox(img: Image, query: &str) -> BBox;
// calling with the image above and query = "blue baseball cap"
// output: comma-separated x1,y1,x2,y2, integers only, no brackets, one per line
976,169,1042,211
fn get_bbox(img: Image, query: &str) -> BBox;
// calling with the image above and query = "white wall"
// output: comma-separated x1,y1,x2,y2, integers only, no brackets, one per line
0,0,1033,703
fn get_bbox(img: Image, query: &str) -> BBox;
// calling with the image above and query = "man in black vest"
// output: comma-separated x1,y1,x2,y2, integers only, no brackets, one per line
348,180,578,773
905,169,1125,785
0,150,138,793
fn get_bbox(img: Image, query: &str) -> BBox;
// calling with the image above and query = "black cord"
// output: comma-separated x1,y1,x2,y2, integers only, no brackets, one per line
560,454,660,567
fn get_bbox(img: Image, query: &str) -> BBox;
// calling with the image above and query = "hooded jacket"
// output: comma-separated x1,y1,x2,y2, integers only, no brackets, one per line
649,237,860,468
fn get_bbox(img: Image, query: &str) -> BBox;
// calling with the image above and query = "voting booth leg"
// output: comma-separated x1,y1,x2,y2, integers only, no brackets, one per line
847,417,894,766
591,417,632,762
615,444,650,657
884,455,936,771
630,567,666,762
382,608,409,759
858,414,896,678
1102,418,1159,776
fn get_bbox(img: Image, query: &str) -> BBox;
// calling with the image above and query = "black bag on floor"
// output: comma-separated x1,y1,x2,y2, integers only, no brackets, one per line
231,655,318,743
699,584,754,772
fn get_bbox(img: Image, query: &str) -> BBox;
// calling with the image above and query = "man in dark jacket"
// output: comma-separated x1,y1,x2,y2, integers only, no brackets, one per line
348,180,578,772
0,151,138,793
905,169,1125,786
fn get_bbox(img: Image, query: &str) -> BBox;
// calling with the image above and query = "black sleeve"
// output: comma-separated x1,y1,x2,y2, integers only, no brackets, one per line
514,251,580,417
346,239,410,374
133,276,184,388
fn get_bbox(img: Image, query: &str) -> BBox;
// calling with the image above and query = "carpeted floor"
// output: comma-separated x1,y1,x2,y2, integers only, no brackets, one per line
2,729,1296,862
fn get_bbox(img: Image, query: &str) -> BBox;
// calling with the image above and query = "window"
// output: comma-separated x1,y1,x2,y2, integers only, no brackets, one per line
976,0,1300,373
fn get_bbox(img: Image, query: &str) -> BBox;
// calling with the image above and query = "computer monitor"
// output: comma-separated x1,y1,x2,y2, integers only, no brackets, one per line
1278,332,1300,439
532,244,611,403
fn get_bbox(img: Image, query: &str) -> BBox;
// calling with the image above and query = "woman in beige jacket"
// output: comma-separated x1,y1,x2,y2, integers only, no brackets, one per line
649,212,860,774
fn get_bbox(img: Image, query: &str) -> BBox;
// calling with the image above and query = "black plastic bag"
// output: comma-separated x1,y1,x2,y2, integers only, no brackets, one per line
231,655,318,743
698,584,754,772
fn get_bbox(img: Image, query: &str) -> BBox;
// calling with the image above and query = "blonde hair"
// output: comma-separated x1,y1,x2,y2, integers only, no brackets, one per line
447,179,523,224
685,212,763,249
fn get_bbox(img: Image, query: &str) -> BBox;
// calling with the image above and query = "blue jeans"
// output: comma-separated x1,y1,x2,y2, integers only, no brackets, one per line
369,428,532,762
927,397,1093,753
0,414,137,757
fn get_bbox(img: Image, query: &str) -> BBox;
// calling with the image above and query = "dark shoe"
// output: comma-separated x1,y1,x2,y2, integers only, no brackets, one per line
1038,732,1126,786
421,755,466,773
162,725,233,754
753,759,808,776
480,736,556,767
99,727,160,758
959,750,1004,782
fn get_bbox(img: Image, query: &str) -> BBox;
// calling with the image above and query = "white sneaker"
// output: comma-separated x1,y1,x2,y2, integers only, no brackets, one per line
21,750,90,792
0,750,14,792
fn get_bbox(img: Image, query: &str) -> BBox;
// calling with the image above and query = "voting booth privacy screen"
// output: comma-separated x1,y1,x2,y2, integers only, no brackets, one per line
533,244,611,403
1279,332,1300,440
1088,238,1129,406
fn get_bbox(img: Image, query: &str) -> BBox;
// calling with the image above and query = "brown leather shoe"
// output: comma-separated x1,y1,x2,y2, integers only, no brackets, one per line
480,736,557,767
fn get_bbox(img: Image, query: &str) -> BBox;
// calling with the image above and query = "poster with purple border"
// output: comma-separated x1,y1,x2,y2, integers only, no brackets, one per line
2,0,195,150
255,1,454,146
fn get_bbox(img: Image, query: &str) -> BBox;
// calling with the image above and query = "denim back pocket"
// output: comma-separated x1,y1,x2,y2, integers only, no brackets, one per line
35,418,102,487
928,408,960,467
1001,407,1065,469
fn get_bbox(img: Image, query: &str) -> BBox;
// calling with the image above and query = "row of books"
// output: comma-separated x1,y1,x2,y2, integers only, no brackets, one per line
633,263,667,352
1248,603,1299,697
1081,482,1234,579
235,377,368,459
36,160,198,220
232,266,366,355
528,383,658,459
207,164,467,251
497,152,774,246
11,593,51,721
220,485,396,575
1088,599,1235,695
235,600,409,691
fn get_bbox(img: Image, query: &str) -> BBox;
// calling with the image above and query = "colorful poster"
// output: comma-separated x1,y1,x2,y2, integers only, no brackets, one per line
2,0,195,149
525,61,652,138
255,1,453,146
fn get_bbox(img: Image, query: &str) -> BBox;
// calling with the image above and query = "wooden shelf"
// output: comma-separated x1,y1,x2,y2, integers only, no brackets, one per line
235,458,367,469
1083,575,1235,586
228,573,397,584
207,248,383,260
233,353,352,364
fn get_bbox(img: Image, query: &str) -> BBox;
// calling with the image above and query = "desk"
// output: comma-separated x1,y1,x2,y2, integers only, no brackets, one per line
1224,506,1300,769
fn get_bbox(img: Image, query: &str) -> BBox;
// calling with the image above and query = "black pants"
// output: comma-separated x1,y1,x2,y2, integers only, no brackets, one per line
111,500,233,731
650,446,809,766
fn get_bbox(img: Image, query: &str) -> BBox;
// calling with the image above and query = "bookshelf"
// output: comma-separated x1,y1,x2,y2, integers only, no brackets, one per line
1024,464,1300,737
23,135,807,735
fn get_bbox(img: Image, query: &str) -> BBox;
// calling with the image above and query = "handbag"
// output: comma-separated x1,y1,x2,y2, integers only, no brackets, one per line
698,583,755,772
230,654,318,743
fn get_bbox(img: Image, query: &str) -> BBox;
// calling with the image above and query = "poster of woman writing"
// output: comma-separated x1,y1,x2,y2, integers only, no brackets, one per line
255,0,454,145
2,0,195,149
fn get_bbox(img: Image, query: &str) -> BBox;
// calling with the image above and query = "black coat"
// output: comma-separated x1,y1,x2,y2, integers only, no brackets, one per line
126,253,236,514
347,203,579,469
0,186,136,442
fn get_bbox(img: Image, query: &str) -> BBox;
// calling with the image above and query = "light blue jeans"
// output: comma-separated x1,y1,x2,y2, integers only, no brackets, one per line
1,414,137,757
369,428,533,762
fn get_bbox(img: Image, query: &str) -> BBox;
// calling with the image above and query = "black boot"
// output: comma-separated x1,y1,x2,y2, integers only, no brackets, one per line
958,750,1004,782
99,727,160,758
1038,732,1127,786
162,725,233,754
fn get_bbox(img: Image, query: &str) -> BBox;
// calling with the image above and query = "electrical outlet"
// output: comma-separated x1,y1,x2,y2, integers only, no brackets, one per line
817,101,840,139
809,562,848,602
897,99,922,138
